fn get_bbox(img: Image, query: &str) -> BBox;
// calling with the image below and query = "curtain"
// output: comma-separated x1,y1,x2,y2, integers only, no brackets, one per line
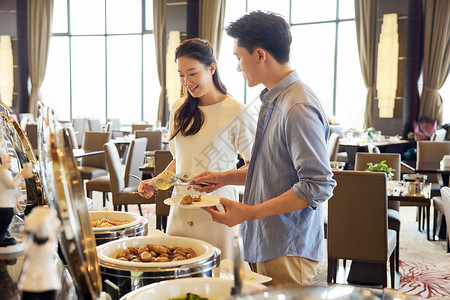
153,0,168,125
199,0,226,59
419,0,450,125
354,0,377,129
27,0,53,117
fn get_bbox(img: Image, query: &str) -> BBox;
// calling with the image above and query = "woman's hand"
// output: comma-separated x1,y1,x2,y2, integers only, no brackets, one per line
202,198,254,227
138,178,158,199
191,171,225,193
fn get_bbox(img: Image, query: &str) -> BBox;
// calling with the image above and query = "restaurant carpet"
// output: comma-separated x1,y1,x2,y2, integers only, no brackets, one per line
102,200,450,299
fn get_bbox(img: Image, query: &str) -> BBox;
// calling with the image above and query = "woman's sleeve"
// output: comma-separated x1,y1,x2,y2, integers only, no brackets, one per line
235,106,257,162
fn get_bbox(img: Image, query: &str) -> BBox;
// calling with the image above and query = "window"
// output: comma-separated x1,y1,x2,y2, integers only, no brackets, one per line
218,0,366,129
41,0,160,124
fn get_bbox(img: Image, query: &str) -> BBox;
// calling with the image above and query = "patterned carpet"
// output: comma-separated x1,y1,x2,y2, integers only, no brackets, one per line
95,196,450,299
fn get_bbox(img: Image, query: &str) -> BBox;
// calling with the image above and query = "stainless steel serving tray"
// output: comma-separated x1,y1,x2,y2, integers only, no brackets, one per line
94,219,148,245
37,102,103,299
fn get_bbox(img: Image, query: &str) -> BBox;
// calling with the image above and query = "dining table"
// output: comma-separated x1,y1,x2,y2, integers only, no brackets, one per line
339,137,415,170
72,149,105,159
387,180,432,240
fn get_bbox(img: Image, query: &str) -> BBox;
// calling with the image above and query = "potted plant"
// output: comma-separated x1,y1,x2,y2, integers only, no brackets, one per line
365,160,395,180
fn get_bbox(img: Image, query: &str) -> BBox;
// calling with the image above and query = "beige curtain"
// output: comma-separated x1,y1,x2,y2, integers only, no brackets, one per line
419,0,450,125
27,0,53,117
354,0,377,129
199,0,226,59
153,0,168,125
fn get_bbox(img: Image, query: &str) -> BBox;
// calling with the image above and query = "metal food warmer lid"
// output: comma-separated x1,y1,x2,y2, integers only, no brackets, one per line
37,102,103,299
0,101,44,213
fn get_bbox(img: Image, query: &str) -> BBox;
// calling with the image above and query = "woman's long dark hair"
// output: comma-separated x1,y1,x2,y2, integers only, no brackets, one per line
169,38,228,140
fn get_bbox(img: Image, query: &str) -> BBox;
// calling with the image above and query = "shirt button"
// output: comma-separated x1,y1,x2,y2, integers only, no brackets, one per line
187,221,194,227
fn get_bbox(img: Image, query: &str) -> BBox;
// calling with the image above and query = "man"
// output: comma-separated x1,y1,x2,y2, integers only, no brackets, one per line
194,10,336,285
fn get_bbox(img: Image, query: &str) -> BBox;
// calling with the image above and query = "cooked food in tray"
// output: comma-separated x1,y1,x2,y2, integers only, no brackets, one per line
115,244,197,263
92,217,128,228
169,293,208,300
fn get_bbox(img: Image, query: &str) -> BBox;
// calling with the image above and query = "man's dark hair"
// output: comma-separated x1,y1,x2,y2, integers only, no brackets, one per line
226,10,292,64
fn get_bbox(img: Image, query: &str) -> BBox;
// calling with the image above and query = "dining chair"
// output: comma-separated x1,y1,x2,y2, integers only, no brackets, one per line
105,122,113,140
131,124,153,134
86,138,147,207
368,145,381,153
355,152,401,270
430,128,446,142
439,187,450,252
103,141,154,215
154,150,174,232
134,130,162,153
78,132,110,181
431,193,448,247
417,140,450,193
65,125,79,149
72,117,87,146
107,118,123,139
416,141,450,233
86,118,104,132
327,132,340,162
328,170,397,288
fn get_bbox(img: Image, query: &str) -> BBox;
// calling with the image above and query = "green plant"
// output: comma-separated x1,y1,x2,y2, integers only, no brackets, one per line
366,127,377,137
365,160,395,180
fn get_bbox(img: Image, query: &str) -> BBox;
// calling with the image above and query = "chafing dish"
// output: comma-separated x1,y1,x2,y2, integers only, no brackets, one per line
120,277,265,300
90,211,148,245
96,234,221,297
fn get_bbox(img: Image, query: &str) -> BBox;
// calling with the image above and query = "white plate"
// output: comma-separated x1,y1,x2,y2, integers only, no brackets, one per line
90,211,142,232
123,277,266,300
219,259,272,284
164,195,221,209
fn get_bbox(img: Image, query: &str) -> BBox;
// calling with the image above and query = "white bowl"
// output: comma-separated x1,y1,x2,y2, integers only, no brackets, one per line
123,277,267,300
90,211,142,232
96,234,216,269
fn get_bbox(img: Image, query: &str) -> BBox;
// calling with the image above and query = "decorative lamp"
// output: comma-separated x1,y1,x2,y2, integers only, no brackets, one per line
0,35,14,106
376,13,399,118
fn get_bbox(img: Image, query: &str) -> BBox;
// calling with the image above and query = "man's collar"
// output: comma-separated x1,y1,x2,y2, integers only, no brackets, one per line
260,70,299,103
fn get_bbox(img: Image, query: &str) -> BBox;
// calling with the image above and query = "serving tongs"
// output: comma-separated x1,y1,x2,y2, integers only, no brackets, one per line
130,173,210,191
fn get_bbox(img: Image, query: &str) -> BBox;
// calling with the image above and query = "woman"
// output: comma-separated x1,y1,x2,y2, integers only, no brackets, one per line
139,38,255,259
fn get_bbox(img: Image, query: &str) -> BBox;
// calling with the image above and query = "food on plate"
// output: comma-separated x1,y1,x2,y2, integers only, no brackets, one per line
92,217,127,228
179,195,202,205
115,244,196,262
169,293,208,300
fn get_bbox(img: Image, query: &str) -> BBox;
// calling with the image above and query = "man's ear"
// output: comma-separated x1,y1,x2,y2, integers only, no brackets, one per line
255,48,266,64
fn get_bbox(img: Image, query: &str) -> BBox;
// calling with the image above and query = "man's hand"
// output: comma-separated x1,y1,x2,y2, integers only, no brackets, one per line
202,198,253,227
191,171,225,193
138,178,158,199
